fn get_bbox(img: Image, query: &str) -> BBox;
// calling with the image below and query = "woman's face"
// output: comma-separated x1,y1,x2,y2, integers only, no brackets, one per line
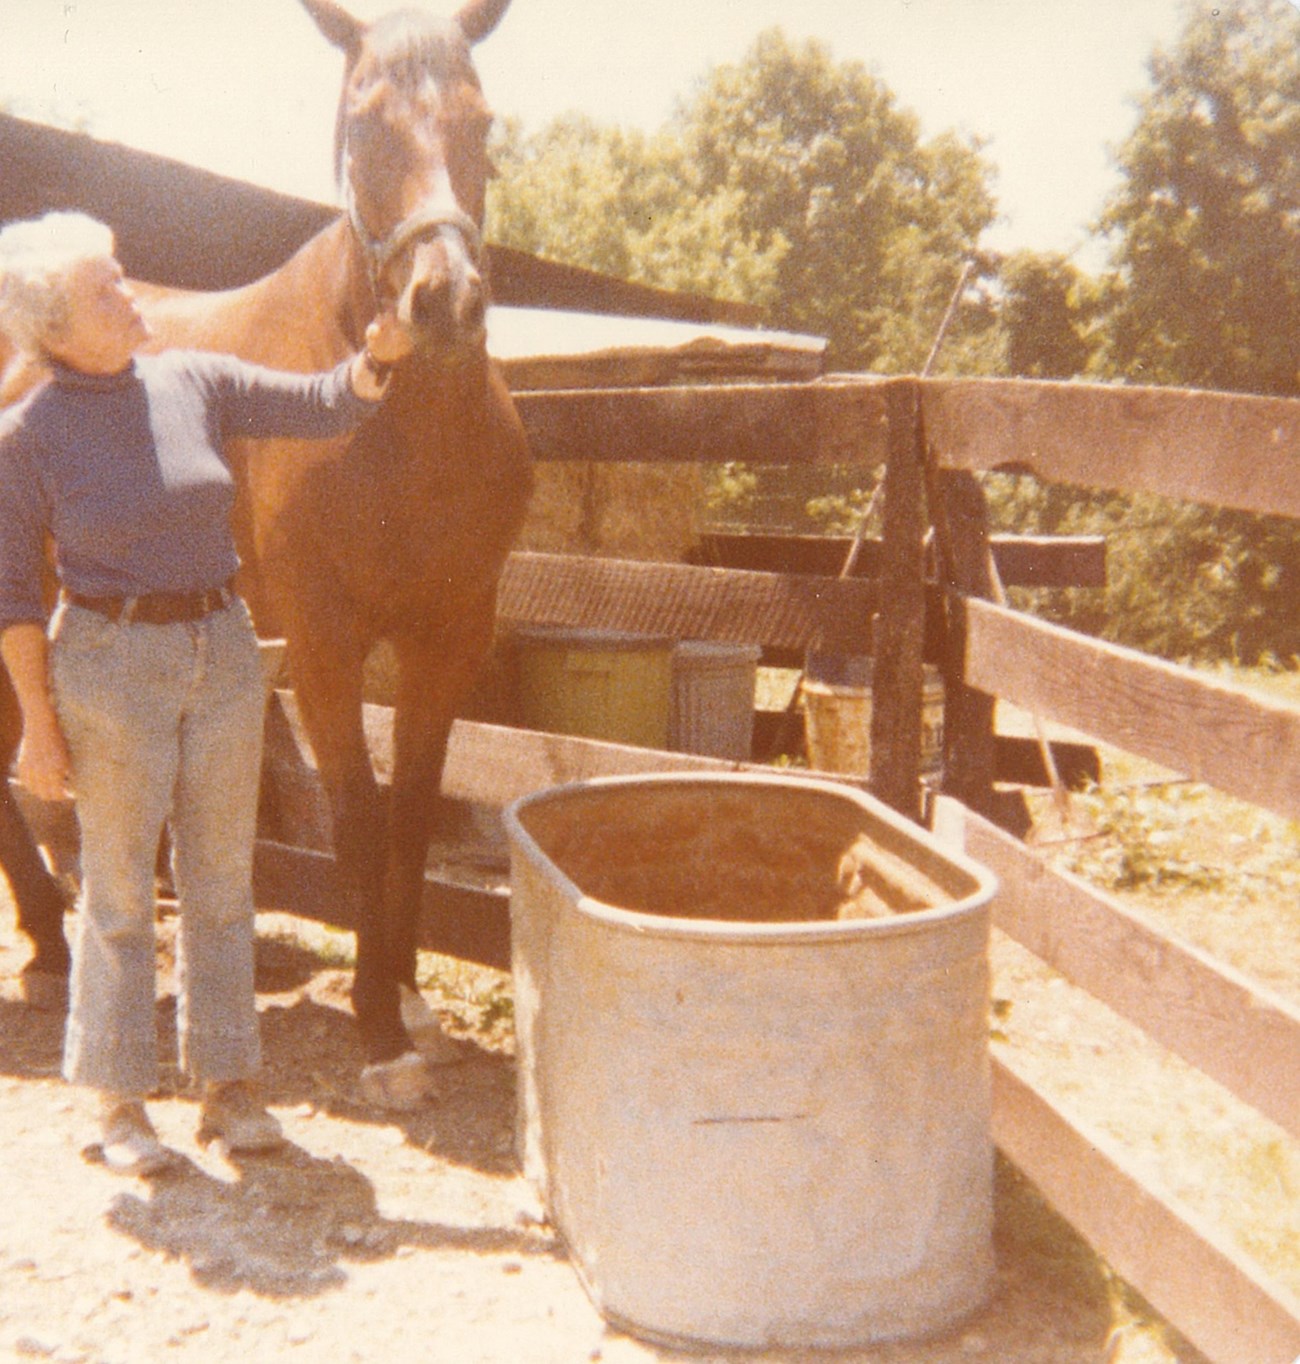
44,254,151,375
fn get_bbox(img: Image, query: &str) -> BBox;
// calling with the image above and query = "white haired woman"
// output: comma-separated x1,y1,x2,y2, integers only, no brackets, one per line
0,212,410,1174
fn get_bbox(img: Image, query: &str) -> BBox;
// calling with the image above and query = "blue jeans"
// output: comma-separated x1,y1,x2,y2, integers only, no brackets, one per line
51,597,266,1095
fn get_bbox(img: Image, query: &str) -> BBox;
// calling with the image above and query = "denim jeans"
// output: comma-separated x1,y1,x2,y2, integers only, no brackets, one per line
51,597,265,1095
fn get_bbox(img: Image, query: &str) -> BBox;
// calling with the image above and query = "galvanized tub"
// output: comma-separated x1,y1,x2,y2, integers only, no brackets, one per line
505,771,997,1351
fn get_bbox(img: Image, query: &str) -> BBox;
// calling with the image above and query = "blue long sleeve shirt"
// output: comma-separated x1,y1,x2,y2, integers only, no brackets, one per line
0,349,374,630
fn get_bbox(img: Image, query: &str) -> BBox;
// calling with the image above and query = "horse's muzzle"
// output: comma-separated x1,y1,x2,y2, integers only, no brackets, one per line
403,262,487,357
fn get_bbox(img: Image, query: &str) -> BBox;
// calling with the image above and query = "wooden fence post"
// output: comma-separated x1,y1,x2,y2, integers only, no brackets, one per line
868,378,927,823
933,468,1030,835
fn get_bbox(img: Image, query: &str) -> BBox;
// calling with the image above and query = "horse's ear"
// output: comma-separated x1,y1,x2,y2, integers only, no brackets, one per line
300,0,365,56
455,0,512,45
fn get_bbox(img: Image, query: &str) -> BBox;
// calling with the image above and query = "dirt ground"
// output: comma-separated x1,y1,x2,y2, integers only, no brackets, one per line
1,876,1228,1364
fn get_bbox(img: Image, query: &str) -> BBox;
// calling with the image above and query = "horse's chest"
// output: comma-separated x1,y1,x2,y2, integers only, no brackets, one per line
241,426,521,605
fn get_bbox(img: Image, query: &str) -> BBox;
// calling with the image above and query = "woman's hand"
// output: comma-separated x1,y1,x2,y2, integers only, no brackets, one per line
1,623,71,802
364,309,415,367
350,309,415,401
16,709,72,803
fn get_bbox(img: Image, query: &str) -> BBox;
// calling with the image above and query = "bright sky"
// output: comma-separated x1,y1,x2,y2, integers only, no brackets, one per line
0,0,1229,271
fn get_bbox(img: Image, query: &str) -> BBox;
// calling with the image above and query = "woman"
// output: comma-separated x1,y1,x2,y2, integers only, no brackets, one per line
0,211,410,1174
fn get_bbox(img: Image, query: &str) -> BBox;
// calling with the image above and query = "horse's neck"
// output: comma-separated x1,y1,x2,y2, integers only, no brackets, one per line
144,217,372,371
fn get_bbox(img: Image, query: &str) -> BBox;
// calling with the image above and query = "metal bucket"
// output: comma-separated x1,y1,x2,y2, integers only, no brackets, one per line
669,640,761,760
803,654,945,780
505,771,996,1350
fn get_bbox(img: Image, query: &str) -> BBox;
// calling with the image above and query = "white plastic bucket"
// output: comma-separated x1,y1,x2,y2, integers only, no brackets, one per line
669,640,761,760
505,771,997,1350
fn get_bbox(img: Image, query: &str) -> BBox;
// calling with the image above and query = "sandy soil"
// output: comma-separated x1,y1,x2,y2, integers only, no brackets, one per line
0,887,1219,1364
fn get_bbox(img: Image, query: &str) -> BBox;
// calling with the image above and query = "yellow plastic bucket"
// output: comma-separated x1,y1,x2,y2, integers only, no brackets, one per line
514,627,674,749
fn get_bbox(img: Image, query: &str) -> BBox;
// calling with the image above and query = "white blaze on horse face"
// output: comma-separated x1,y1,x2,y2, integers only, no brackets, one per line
389,171,487,355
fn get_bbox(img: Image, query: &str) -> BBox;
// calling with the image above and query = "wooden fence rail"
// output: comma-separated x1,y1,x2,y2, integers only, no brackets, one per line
514,375,1300,519
935,798,1300,1364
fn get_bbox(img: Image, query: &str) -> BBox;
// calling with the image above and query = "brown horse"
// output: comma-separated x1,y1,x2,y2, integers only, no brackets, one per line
130,0,532,1105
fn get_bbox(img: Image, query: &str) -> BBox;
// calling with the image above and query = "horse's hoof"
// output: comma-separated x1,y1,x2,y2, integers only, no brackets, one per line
399,984,470,1066
359,1051,435,1111
20,968,70,1012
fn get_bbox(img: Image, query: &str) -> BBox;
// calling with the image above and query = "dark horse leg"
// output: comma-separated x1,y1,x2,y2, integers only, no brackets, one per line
0,668,71,1006
281,602,417,1085
381,601,500,1047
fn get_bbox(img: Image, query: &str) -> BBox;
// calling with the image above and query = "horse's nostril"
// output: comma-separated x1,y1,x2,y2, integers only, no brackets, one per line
463,292,486,334
410,280,452,333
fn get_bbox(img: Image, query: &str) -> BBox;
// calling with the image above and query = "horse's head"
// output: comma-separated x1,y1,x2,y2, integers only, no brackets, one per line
302,0,511,362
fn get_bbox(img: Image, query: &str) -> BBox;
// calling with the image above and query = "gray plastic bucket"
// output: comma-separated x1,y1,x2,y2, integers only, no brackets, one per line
505,771,997,1350
669,640,761,760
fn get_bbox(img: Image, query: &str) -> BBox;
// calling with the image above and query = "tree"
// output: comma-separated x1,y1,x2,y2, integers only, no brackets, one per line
1098,0,1300,395
490,30,1000,376
999,250,1099,379
488,114,787,308
1079,0,1300,665
674,29,998,373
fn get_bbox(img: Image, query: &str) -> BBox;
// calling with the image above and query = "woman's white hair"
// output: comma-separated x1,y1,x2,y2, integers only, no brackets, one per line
0,211,116,356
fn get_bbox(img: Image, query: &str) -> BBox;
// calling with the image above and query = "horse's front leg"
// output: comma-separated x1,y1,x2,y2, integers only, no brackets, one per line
384,605,501,1060
283,615,418,1094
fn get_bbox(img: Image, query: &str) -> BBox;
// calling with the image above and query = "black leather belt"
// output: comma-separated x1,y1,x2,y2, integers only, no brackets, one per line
64,579,237,626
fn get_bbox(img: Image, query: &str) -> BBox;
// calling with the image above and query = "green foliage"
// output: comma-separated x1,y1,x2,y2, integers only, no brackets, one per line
982,473,1300,664
488,114,786,306
999,250,1100,379
1058,781,1231,893
489,30,1000,375
674,29,999,372
978,5,1300,667
700,462,759,527
1098,0,1300,395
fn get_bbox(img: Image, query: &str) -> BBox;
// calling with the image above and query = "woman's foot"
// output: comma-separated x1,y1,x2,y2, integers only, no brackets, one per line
96,1096,175,1176
197,1080,285,1153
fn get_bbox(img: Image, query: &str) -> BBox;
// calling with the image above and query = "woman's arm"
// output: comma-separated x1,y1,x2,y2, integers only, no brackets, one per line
0,622,70,802
211,308,416,437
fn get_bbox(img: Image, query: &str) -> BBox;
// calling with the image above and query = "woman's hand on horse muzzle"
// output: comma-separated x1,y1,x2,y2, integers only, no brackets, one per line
351,307,415,400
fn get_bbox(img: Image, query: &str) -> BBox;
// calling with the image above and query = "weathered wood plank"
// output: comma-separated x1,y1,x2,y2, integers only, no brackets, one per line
694,531,1108,590
497,551,880,655
964,598,1300,823
869,379,927,820
253,839,511,970
439,719,791,808
515,374,1300,523
924,377,1300,520
512,377,893,466
935,472,1008,827
936,799,1300,1141
993,1059,1300,1364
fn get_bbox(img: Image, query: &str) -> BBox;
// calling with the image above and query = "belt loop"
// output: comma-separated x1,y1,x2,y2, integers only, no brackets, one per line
120,597,138,625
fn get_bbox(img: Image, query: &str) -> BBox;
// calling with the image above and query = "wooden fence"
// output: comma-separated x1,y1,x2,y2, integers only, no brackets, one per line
253,370,1300,1364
